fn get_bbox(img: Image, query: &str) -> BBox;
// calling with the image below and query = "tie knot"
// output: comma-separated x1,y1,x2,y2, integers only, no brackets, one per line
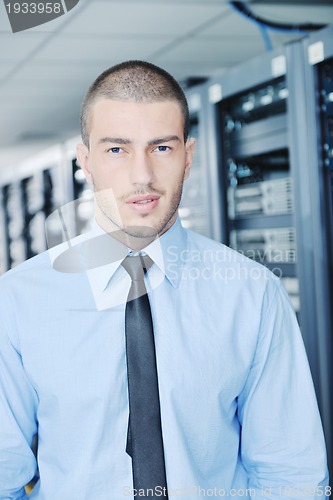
122,255,153,282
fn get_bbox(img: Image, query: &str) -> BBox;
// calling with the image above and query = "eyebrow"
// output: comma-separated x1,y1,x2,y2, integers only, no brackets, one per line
98,137,131,145
98,135,181,146
147,135,181,146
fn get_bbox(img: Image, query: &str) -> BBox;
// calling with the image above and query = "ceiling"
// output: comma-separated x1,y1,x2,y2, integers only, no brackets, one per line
1,0,333,169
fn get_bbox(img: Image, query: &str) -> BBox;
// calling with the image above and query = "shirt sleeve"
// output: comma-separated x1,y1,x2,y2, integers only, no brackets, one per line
237,278,329,499
0,306,38,499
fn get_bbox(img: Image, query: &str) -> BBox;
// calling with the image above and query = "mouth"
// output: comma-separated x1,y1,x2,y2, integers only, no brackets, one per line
126,194,160,213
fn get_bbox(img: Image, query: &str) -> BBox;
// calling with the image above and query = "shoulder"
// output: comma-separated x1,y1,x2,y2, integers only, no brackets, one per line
0,250,59,313
0,234,90,303
182,228,282,298
0,229,96,289
185,228,274,274
0,250,51,283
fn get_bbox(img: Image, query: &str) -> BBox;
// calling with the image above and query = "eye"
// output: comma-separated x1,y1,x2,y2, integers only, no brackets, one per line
107,147,123,154
154,145,171,152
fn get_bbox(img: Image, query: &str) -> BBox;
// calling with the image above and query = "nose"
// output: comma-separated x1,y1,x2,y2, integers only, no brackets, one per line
129,151,155,186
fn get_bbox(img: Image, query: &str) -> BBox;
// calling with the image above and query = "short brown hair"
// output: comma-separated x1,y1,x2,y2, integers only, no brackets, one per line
80,60,190,147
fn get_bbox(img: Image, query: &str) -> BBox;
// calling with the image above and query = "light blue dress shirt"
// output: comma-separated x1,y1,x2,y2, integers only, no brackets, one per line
0,218,328,499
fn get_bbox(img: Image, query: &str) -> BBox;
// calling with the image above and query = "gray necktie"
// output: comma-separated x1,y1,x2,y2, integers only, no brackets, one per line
122,255,168,498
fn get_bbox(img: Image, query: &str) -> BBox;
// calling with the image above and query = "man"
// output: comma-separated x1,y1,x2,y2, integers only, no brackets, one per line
0,61,329,499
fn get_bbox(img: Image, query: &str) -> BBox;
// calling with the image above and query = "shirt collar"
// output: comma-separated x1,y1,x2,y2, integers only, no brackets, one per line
86,222,127,293
88,216,188,292
144,216,187,288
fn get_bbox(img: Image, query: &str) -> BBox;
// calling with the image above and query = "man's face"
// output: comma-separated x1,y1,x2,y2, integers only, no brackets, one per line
77,99,195,242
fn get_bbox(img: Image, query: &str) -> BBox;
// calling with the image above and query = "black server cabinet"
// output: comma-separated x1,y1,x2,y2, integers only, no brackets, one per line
70,157,94,237
20,173,47,259
205,47,300,312
2,181,28,268
0,160,65,274
288,25,333,479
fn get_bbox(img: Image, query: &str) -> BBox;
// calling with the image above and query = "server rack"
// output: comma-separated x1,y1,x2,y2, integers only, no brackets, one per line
205,46,300,311
0,147,66,273
3,181,27,268
288,24,333,478
181,85,213,238
69,155,94,238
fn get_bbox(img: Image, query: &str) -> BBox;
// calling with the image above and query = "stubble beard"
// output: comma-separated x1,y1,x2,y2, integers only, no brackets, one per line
92,175,185,241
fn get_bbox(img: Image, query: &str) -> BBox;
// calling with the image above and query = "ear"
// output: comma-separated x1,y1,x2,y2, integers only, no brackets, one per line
76,143,92,184
184,137,196,180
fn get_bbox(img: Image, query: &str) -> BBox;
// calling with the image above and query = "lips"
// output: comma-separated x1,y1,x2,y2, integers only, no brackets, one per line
126,194,160,213
127,194,160,204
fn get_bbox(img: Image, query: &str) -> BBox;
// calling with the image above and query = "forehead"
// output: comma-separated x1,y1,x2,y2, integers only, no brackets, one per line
88,98,184,135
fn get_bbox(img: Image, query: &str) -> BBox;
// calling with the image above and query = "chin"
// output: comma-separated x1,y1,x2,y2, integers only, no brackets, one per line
122,225,159,239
